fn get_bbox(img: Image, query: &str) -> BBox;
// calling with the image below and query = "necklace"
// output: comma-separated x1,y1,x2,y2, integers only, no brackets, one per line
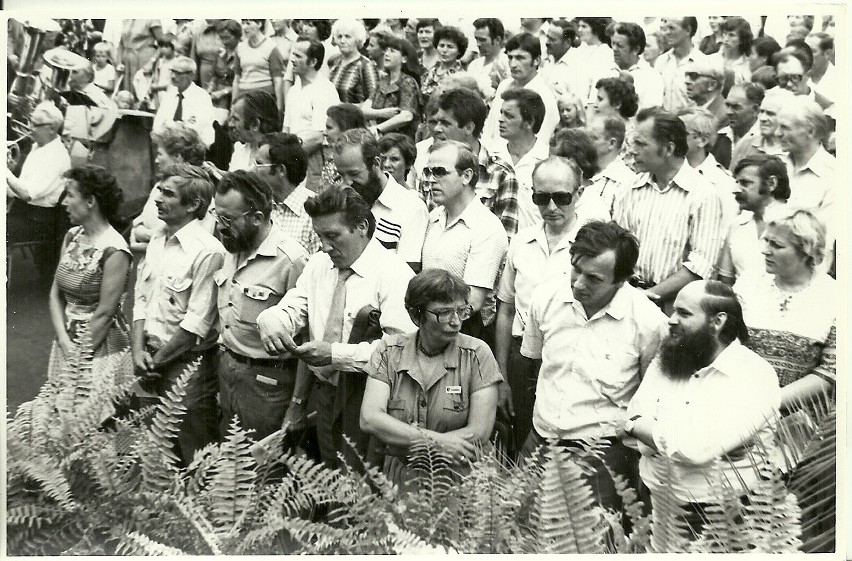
771,277,810,313
417,334,444,357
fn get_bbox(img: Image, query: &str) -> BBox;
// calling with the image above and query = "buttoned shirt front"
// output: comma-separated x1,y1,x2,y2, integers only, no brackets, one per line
12,136,71,207
153,82,216,147
522,280,668,439
255,240,417,378
626,58,665,109
785,146,837,242
372,174,429,264
133,219,226,349
271,184,321,254
654,46,706,113
283,75,340,137
540,48,585,99
612,161,725,284
628,340,781,503
694,152,740,227
215,227,308,358
586,156,637,216
483,139,550,233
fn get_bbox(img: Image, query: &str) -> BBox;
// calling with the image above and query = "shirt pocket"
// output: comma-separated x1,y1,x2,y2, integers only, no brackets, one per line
163,274,192,313
592,335,641,400
387,398,409,424
236,284,282,325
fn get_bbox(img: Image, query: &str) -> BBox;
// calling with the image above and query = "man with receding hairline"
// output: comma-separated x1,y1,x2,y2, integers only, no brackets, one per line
153,56,215,147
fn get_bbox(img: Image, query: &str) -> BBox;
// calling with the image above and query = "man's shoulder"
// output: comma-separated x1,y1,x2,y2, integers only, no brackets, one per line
270,230,310,263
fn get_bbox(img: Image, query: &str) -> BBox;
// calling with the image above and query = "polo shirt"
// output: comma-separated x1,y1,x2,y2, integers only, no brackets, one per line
372,174,429,264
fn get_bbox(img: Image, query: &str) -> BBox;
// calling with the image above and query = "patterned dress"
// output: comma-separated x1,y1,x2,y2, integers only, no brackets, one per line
329,55,379,104
48,226,133,397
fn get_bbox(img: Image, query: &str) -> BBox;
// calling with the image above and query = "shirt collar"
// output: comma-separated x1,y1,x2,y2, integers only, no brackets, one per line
696,152,721,174
792,146,834,177
346,239,385,279
280,184,311,216
398,332,462,377
639,160,694,192
375,173,404,210
169,219,207,252
559,281,631,321
596,156,630,182
699,339,744,378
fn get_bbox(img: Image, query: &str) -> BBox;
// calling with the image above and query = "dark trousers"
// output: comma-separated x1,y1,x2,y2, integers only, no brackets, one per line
520,429,641,515
138,346,219,466
217,348,298,442
6,201,67,274
505,336,538,456
313,375,370,471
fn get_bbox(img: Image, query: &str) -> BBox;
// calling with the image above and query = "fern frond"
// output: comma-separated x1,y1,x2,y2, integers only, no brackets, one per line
117,531,187,556
205,416,258,537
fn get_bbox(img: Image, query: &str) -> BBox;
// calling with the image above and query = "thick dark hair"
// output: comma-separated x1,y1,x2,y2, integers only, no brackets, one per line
327,103,367,132
405,268,471,316
151,125,206,165
295,19,332,41
719,17,753,57
570,220,639,283
433,26,468,58
216,169,273,218
416,18,442,32
636,107,689,159
777,41,813,71
234,90,280,134
303,185,376,238
379,133,416,168
810,31,833,53
265,132,308,185
505,32,541,61
501,88,546,133
382,36,422,84
596,77,639,119
64,165,124,227
296,38,326,70
680,17,699,38
733,154,790,202
735,81,766,108
437,87,487,138
612,21,646,54
751,65,778,89
215,19,242,40
752,36,782,67
700,280,749,344
332,128,381,169
576,17,613,46
472,18,505,42
549,128,599,180
242,18,265,27
550,19,577,44
159,163,215,220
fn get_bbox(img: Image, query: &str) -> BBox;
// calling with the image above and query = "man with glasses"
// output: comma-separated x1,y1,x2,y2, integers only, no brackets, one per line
421,141,508,347
132,163,225,465
152,56,215,147
521,219,667,513
213,170,308,443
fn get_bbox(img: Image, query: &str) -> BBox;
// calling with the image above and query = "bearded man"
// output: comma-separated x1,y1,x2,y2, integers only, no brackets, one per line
213,170,308,442
622,280,780,539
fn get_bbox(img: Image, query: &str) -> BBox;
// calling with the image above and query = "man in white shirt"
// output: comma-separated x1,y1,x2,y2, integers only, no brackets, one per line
7,102,72,257
805,33,837,106
468,18,510,102
540,19,582,100
610,22,664,110
331,128,429,271
256,187,416,468
584,114,637,215
624,280,780,538
654,17,705,113
282,39,341,192
481,33,560,152
153,56,215,147
522,219,668,512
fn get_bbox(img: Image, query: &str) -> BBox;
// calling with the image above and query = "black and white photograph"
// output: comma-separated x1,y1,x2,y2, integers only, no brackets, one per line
4,2,846,555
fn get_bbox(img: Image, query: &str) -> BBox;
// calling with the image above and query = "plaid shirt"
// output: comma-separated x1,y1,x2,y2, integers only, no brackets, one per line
477,154,520,242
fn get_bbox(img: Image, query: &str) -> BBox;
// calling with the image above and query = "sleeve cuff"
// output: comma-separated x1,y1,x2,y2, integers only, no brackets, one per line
179,312,211,339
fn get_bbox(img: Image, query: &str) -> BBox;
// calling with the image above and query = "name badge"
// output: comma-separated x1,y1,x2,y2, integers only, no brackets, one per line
446,385,462,395
256,374,277,386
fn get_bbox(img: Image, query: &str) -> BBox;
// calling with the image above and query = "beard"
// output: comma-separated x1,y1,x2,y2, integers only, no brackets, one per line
658,322,716,381
220,225,257,253
351,168,384,206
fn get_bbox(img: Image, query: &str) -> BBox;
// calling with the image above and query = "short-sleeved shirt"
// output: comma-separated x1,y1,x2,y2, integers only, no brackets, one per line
371,72,421,138
215,227,308,358
654,46,706,113
329,55,379,104
786,147,837,244
283,76,341,137
365,331,503,455
372,174,429,264
235,36,285,92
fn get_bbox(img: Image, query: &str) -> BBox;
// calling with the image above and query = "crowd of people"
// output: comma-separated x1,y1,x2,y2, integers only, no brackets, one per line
7,14,839,540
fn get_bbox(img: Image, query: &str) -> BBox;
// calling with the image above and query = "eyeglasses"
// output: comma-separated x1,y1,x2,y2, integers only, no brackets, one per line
212,208,254,228
684,71,714,81
30,122,52,129
423,305,473,324
253,163,276,170
776,73,804,86
532,191,574,206
422,166,455,178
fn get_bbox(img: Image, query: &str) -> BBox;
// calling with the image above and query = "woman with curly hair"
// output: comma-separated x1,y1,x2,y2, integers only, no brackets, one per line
594,77,639,120
362,36,422,138
717,17,754,84
49,166,133,409
420,26,468,99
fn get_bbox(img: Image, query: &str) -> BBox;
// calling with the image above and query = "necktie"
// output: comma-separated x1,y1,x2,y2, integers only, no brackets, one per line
173,92,184,122
320,268,354,385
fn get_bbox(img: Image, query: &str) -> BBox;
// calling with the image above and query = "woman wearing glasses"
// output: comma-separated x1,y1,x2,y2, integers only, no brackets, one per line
360,269,502,487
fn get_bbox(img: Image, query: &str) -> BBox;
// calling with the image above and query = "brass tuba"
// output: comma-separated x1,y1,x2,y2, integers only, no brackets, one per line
8,18,61,118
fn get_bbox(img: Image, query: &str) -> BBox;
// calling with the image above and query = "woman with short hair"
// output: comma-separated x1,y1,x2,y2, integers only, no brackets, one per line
420,26,467,99
328,19,379,104
232,19,286,118
362,36,422,139
378,133,416,188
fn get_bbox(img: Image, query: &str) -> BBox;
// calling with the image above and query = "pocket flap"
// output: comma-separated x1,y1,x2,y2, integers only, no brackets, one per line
165,276,192,292
244,285,274,301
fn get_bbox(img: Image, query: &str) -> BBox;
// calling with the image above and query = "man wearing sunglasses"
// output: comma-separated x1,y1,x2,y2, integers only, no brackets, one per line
152,56,215,147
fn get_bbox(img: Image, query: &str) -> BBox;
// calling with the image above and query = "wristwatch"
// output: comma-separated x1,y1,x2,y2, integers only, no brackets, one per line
624,415,641,436
290,396,305,406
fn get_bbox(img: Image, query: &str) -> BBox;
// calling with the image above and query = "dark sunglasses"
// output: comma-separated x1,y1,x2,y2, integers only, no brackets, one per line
422,166,454,178
532,191,573,206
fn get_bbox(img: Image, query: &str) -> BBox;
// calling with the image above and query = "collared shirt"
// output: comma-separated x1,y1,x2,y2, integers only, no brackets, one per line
571,42,619,102
522,280,668,439
612,161,725,284
654,46,706,113
628,340,781,503
371,72,421,138
467,52,510,102
480,139,550,235
482,74,560,153
694,152,740,227
282,75,341,137
731,132,786,171
365,332,503,445
715,202,784,281
586,156,637,216
134,219,226,349
153,82,216,147
413,139,492,212
812,62,840,106
626,58,665,109
271,184,321,254
372,174,429,264
256,240,417,379
785,147,837,242
420,59,463,99
540,48,586,99
12,136,71,207
215,227,308,358
421,197,509,325
728,120,762,172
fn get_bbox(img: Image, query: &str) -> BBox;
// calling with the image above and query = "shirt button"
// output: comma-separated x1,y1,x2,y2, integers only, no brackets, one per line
693,374,699,378
228,302,234,307
224,325,230,329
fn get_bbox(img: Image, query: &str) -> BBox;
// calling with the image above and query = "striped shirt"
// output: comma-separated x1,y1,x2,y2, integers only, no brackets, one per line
329,55,379,104
371,174,429,265
654,46,706,113
586,156,637,217
612,161,725,285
